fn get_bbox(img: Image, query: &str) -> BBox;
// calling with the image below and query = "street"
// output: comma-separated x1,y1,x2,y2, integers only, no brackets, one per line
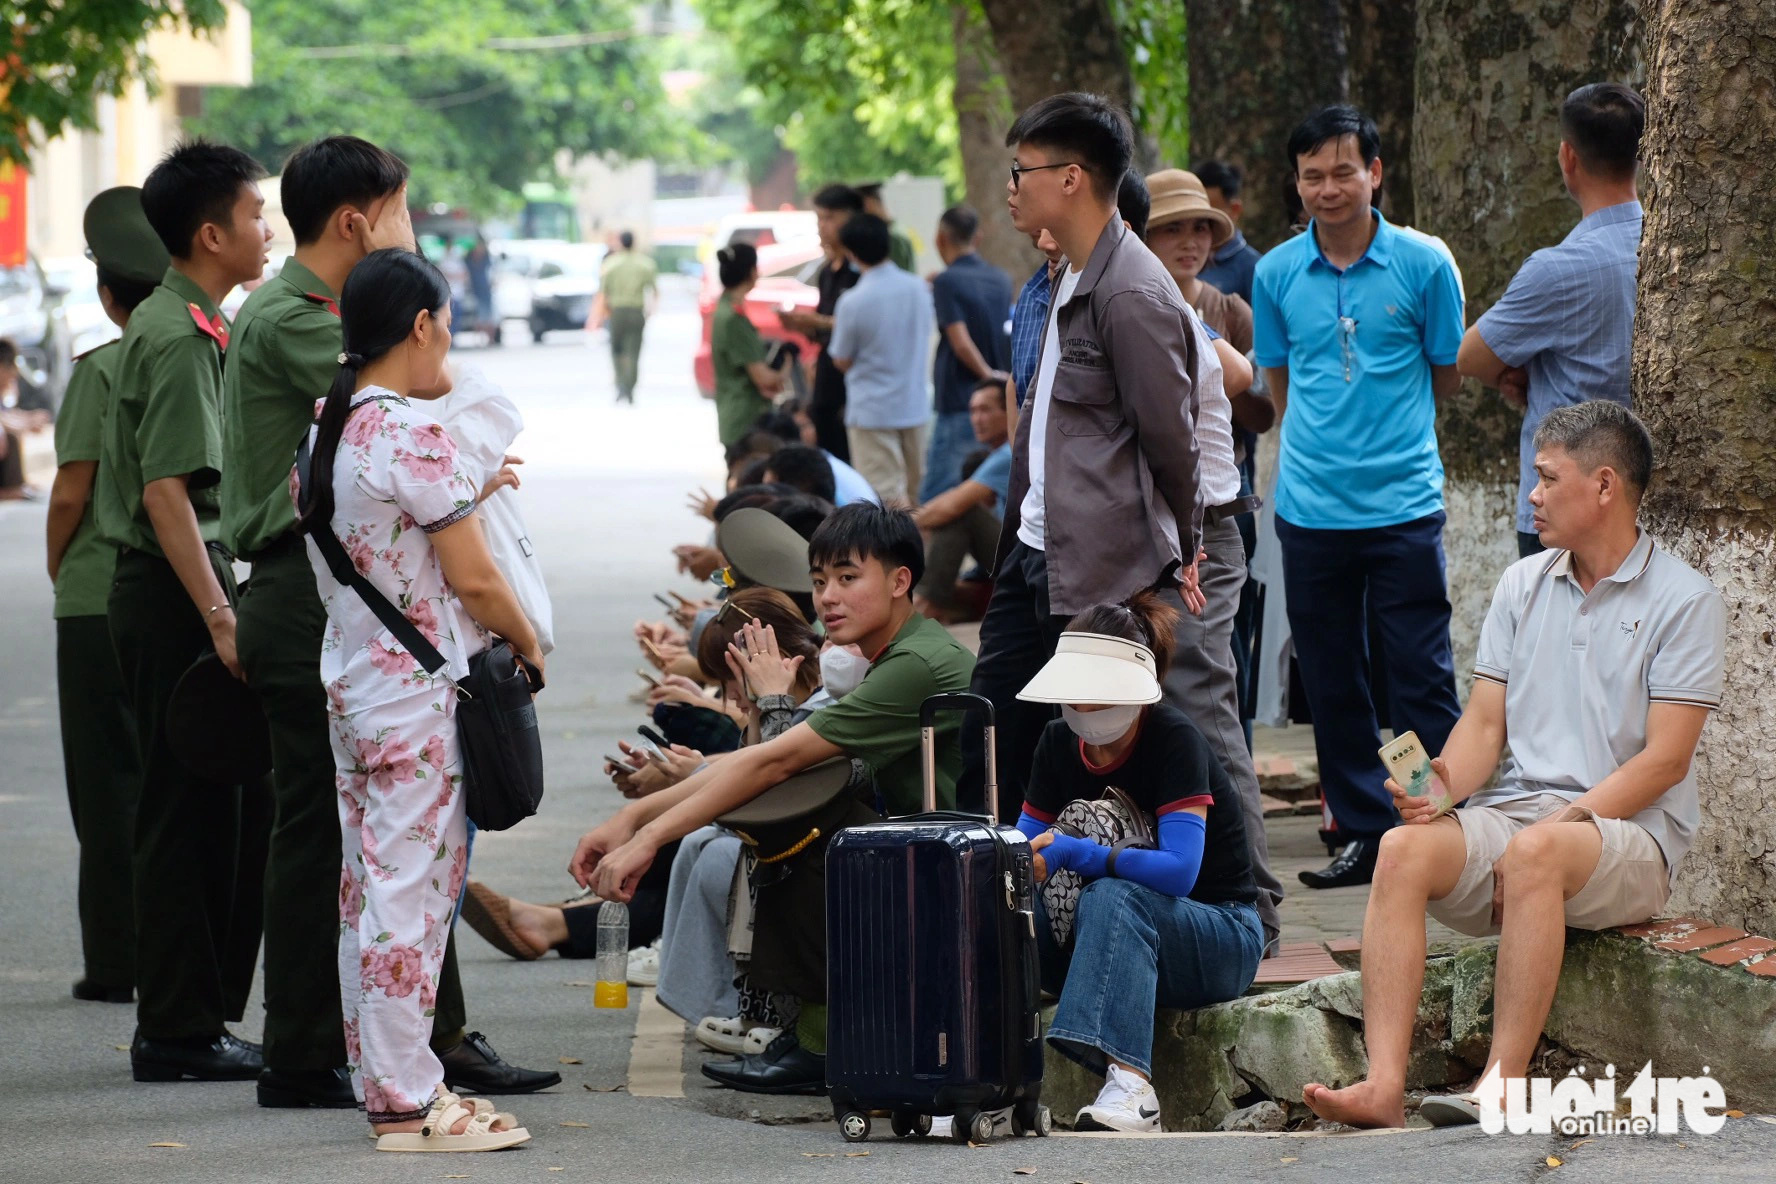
2,279,1771,1183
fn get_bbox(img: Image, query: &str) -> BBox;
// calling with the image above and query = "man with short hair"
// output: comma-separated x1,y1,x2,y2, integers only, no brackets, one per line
1457,83,1645,559
1194,160,1263,303
914,379,1013,622
780,185,863,460
970,91,1208,820
762,442,838,505
1252,105,1467,890
1303,401,1724,1129
828,213,934,507
855,182,917,273
94,139,273,1082
573,503,977,1092
596,229,657,404
923,204,1012,502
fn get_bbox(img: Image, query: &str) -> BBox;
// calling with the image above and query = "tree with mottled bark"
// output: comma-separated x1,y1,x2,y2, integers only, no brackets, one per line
951,4,1039,278
1634,1,1776,930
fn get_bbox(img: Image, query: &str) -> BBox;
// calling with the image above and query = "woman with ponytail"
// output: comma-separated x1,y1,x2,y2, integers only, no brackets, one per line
294,247,541,1152
1014,589,1263,1135
710,242,784,447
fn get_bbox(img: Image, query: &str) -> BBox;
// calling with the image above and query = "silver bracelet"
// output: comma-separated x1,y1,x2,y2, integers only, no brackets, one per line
206,602,230,619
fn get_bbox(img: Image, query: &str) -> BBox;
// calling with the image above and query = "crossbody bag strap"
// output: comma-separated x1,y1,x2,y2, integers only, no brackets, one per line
296,433,449,676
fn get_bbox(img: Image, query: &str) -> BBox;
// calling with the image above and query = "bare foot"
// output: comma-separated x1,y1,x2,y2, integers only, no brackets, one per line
507,897,569,951
1301,1081,1406,1129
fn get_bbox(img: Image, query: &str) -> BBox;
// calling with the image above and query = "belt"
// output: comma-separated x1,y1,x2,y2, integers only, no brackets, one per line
244,530,304,565
1206,494,1262,525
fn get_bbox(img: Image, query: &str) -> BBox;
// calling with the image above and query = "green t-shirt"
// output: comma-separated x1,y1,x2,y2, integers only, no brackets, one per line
221,257,341,558
806,613,976,814
93,267,229,558
51,341,123,618
712,295,772,446
601,250,658,310
888,226,917,275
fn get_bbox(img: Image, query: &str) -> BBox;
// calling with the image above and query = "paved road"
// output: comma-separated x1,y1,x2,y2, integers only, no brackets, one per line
2,280,1770,1182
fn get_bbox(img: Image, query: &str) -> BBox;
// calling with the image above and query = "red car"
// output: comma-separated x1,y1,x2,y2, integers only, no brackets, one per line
694,238,826,398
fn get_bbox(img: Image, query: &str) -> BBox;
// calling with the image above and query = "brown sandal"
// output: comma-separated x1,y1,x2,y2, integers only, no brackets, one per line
459,881,546,961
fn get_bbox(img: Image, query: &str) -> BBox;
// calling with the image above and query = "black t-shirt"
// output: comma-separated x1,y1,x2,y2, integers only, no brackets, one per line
811,259,859,412
1022,703,1258,907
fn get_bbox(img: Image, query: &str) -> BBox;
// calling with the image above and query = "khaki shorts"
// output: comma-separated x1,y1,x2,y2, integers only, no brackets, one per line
1426,792,1670,938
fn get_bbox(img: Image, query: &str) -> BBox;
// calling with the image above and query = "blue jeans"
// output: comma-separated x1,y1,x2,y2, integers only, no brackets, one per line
1039,879,1264,1078
919,410,977,502
1275,510,1462,838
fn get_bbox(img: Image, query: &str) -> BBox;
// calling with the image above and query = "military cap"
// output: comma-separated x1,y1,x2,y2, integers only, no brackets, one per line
717,757,852,830
82,186,171,285
716,507,813,594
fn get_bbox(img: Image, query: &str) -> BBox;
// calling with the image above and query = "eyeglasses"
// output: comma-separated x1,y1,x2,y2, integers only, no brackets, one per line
1009,161,1080,192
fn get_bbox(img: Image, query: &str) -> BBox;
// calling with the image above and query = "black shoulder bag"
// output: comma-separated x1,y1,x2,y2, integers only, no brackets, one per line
297,435,545,831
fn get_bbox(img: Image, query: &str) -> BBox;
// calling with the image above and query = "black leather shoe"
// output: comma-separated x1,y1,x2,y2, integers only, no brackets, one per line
1298,839,1380,889
440,1031,561,1095
257,1066,357,1108
700,1031,827,1095
72,979,134,1003
131,1032,265,1082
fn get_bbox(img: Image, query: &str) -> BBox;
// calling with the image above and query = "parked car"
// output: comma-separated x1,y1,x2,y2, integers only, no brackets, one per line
693,236,825,398
1,255,73,412
41,256,121,362
526,242,607,340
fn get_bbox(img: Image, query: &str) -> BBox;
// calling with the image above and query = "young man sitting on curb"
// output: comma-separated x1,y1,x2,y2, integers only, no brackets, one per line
571,503,975,1093
1304,401,1725,1128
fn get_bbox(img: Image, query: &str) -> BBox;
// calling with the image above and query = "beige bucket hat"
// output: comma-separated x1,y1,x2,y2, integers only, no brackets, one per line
1144,169,1235,247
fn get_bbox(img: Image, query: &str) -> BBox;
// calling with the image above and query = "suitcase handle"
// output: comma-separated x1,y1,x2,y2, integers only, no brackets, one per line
919,693,997,819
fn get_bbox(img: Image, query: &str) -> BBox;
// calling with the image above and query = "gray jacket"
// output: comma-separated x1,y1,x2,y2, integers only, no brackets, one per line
995,216,1203,616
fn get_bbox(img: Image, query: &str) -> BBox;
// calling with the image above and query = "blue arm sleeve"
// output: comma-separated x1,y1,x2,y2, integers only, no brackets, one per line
1045,812,1207,898
1016,809,1048,840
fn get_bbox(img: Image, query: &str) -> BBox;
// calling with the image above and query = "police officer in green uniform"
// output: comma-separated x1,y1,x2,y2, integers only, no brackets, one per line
93,140,273,1082
595,230,656,403
222,135,560,1104
43,187,165,1005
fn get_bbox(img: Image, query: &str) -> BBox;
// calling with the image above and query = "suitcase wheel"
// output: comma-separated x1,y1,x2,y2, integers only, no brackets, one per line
1012,1101,1052,1138
839,1111,871,1143
951,1109,995,1144
890,1111,932,1138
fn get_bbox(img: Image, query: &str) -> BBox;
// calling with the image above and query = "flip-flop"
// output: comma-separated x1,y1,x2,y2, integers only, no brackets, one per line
1419,1093,1481,1126
375,1092,531,1153
459,881,546,961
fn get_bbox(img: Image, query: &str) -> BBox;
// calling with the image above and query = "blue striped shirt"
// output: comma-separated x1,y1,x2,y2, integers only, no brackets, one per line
1009,263,1052,407
1475,201,1642,532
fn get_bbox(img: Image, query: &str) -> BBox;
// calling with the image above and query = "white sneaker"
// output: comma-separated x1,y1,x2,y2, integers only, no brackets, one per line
740,1025,783,1054
627,942,660,987
1075,1064,1162,1133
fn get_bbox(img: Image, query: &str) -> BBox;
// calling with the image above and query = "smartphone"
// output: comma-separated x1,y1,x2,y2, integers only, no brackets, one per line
636,667,662,689
639,637,667,665
653,593,676,611
1379,731,1456,816
603,752,633,771
668,590,695,606
637,724,672,751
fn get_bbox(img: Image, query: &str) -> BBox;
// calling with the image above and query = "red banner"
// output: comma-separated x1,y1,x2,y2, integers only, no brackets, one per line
0,158,25,267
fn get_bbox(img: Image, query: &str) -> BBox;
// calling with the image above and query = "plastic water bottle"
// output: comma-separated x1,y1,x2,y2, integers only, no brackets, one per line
594,902,629,1009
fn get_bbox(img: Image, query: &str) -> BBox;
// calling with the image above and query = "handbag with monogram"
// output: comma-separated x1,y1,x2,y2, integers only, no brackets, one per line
1040,786,1156,949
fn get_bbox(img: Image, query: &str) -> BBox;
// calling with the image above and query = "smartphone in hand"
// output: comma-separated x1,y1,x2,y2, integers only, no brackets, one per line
637,724,672,751
1379,731,1455,817
636,667,662,689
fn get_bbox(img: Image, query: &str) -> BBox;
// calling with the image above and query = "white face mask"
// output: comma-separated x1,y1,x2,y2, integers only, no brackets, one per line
819,646,871,699
1062,704,1142,746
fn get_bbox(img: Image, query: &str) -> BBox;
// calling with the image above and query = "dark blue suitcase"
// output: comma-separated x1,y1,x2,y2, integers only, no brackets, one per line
826,693,1049,1144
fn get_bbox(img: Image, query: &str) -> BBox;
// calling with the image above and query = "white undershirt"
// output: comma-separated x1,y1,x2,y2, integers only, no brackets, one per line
1018,265,1082,551
1191,313,1243,505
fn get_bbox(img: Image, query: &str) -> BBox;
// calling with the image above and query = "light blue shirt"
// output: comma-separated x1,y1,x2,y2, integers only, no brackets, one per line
826,450,881,506
1475,201,1641,532
1253,209,1466,530
829,262,934,431
969,441,1013,507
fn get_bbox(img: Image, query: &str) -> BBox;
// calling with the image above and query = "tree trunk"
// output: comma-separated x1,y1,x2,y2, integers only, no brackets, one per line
1344,0,1418,228
953,4,1040,279
1635,2,1776,931
977,0,1147,167
1183,0,1348,250
1412,0,1641,687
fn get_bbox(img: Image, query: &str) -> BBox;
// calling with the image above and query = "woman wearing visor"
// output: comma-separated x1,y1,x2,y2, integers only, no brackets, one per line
1016,591,1265,1134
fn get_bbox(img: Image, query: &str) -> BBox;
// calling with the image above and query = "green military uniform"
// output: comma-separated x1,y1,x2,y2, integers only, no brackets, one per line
887,224,917,275
711,294,773,446
600,248,657,403
95,264,267,1040
52,336,142,993
222,258,470,1073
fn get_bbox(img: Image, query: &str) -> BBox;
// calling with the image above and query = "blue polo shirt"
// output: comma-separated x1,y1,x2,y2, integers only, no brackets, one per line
1253,210,1466,530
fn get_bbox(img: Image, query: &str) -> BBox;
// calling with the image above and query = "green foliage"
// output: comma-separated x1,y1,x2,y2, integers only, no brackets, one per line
1,0,227,165
193,0,669,212
1118,0,1190,165
692,0,960,194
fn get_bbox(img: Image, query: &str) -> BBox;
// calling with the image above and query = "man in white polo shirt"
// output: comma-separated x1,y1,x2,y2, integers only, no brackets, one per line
1301,400,1725,1129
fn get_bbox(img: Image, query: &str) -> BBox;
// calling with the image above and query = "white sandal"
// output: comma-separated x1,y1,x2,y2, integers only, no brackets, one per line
375,1091,531,1153
694,1015,751,1054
